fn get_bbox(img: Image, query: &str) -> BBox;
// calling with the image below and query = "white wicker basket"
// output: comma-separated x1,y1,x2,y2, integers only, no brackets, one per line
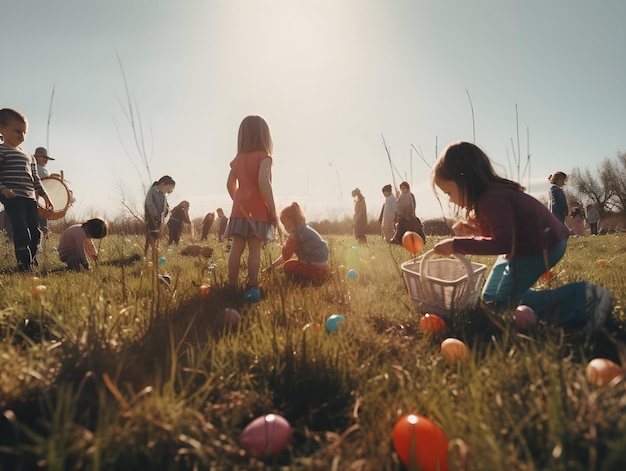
401,249,487,321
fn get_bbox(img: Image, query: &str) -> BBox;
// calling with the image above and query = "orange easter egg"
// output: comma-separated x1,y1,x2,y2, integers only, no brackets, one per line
440,338,470,362
586,358,622,387
597,259,608,266
392,413,449,471
419,313,446,334
540,271,554,281
199,284,210,296
32,285,47,299
402,231,425,255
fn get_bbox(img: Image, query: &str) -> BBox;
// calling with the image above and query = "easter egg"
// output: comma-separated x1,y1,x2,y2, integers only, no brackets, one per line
224,308,240,324
239,413,292,457
244,287,261,303
347,269,357,279
586,358,622,387
597,259,608,266
302,323,323,333
158,274,172,288
158,257,166,265
325,314,345,333
402,231,425,255
208,263,217,270
419,313,446,334
199,284,210,296
515,305,537,330
440,338,470,362
392,413,449,471
32,285,46,299
540,271,553,281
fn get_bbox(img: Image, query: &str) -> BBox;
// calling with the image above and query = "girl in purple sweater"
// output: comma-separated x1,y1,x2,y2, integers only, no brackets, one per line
431,141,613,333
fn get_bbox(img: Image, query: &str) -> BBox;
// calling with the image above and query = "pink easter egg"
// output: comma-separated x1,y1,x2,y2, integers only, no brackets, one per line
515,305,537,330
239,414,292,457
224,308,240,324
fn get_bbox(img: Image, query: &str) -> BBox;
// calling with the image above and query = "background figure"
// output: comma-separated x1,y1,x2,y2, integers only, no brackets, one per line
586,204,600,235
432,141,613,334
57,217,108,270
569,207,586,236
217,207,229,242
379,183,397,241
225,115,277,289
269,202,331,286
144,175,175,257
391,181,426,244
548,171,568,224
34,147,54,238
0,108,53,271
200,212,214,240
351,187,367,244
167,200,191,245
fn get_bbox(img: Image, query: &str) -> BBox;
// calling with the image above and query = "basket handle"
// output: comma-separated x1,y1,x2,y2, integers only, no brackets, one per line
419,249,476,306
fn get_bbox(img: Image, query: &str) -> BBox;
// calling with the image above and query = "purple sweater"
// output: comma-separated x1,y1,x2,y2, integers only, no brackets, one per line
453,184,569,258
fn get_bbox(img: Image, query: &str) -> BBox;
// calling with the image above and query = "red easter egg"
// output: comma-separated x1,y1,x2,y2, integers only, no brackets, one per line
586,358,622,387
199,284,210,296
597,259,608,266
419,313,446,334
540,271,553,281
392,414,449,471
440,338,470,362
515,305,537,330
239,414,292,457
402,231,425,255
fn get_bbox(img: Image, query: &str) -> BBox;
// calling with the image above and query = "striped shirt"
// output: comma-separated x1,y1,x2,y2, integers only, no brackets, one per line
0,145,48,200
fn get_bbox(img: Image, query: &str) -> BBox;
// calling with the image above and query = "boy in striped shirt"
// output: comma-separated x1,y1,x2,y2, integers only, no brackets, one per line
0,108,53,271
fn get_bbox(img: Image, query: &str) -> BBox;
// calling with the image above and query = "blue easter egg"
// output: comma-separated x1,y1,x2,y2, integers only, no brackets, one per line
244,287,261,303
158,257,166,265
348,269,357,279
325,314,345,333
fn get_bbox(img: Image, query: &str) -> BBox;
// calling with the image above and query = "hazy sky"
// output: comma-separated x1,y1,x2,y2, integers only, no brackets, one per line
3,0,625,223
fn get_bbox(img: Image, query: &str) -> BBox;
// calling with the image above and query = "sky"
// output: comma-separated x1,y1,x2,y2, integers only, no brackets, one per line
2,0,625,223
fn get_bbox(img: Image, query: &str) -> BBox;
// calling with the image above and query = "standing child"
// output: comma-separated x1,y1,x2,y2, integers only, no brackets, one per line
379,184,397,242
144,175,175,257
167,200,191,245
216,207,229,243
269,202,331,285
200,212,215,241
431,141,614,334
0,109,53,271
586,204,600,235
569,207,586,236
351,188,368,244
57,218,108,270
225,115,277,289
548,171,568,224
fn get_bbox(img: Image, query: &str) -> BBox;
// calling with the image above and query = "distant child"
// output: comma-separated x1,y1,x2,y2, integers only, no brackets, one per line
216,207,229,243
34,146,54,238
225,115,277,289
548,171,568,224
144,175,175,256
391,181,426,245
57,218,108,270
569,207,586,236
200,212,214,241
269,202,330,285
167,200,191,245
0,108,53,271
431,141,614,334
351,187,367,244
586,204,600,235
379,183,397,241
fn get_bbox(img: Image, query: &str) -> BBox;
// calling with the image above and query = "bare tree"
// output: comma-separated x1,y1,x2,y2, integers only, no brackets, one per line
569,151,626,214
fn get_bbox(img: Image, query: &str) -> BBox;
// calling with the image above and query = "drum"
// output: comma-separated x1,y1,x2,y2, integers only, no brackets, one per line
38,174,72,220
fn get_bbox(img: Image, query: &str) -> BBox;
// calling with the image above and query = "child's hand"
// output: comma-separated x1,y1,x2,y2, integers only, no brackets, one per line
43,195,54,211
433,238,455,256
1,188,16,199
452,220,479,236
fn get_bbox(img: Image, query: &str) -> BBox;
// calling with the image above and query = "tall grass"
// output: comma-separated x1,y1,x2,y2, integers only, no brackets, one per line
1,231,626,470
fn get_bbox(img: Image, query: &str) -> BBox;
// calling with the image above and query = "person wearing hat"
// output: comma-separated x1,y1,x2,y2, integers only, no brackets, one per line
33,147,55,237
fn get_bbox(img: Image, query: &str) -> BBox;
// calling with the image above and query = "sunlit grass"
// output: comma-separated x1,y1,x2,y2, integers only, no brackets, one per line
1,231,626,470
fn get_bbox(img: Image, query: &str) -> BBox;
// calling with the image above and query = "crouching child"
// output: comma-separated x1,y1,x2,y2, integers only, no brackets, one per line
58,218,108,270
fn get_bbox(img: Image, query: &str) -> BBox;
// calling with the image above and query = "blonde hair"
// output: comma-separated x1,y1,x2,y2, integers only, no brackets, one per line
237,115,273,155
280,202,306,227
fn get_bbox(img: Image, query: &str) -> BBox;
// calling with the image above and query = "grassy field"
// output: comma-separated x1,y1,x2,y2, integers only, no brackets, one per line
1,230,626,470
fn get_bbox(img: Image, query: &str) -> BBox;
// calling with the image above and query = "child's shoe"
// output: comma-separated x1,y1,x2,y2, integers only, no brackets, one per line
582,283,614,334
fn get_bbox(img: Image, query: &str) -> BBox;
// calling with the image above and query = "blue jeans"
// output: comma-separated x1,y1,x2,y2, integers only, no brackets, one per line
1,197,41,270
482,240,587,327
